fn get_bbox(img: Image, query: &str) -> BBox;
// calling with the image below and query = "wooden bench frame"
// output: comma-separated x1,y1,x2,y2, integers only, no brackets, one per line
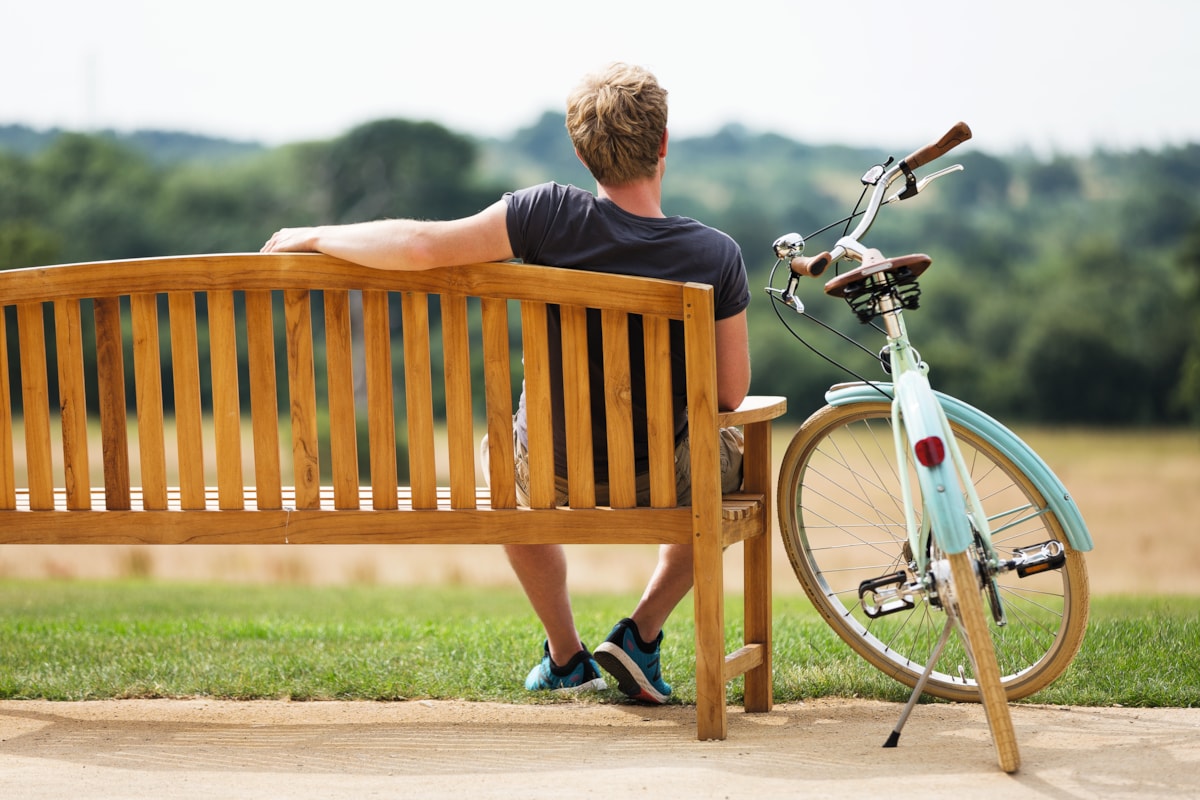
0,254,785,740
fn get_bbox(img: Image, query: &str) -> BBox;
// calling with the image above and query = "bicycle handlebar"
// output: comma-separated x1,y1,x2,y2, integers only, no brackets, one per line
789,251,833,277
786,121,972,280
900,121,972,172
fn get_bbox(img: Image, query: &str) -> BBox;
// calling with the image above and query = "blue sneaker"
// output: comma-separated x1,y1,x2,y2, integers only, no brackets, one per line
593,618,672,704
524,641,607,693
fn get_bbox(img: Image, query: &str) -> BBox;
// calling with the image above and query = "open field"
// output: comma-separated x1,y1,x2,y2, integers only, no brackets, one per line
1,427,1197,595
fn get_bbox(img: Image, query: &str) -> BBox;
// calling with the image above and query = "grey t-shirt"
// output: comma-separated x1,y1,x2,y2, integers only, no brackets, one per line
504,182,750,479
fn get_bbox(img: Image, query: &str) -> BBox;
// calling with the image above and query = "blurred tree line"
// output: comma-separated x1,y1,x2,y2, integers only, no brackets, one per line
1,115,1196,427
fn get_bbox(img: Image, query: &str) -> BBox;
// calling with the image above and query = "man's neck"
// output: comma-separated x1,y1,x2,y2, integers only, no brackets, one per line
596,176,665,219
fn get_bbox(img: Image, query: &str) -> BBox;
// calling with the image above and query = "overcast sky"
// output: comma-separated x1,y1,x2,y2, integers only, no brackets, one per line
3,0,1196,155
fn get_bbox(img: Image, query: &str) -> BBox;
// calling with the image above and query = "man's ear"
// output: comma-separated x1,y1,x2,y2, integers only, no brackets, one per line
660,128,669,158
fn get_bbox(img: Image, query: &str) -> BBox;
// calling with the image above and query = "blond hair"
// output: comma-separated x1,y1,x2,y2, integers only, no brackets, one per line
565,63,668,186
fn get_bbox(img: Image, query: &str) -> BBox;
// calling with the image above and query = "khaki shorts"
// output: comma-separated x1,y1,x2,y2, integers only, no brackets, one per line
481,425,744,507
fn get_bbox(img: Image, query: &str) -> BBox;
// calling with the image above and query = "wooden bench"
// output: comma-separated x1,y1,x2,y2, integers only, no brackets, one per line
0,254,785,740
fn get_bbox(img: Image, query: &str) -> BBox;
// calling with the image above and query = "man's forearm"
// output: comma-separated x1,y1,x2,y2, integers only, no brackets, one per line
304,219,436,271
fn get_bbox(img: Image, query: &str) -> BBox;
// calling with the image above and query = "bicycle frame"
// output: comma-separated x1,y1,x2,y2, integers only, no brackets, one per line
851,266,993,611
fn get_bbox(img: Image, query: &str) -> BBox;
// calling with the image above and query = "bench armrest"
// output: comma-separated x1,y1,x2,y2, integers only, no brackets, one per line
718,396,787,427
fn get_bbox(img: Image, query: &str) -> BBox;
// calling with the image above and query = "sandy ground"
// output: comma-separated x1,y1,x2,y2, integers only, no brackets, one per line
1,698,1197,799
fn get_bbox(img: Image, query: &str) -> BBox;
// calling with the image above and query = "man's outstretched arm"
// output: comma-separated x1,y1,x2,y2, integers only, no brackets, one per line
261,199,514,271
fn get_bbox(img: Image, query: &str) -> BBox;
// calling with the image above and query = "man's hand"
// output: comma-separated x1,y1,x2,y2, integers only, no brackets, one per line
261,227,319,253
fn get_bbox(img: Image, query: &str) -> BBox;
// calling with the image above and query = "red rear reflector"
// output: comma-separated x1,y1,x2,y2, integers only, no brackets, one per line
914,436,946,467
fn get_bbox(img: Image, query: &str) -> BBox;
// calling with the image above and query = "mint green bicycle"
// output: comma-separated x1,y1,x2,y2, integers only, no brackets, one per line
767,123,1094,773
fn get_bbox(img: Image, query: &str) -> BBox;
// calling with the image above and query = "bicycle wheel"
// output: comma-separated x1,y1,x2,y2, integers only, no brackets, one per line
945,550,1021,772
779,401,1089,702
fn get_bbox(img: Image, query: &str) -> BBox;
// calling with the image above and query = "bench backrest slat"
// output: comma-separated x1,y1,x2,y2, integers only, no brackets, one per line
245,290,283,510
480,296,516,509
401,292,437,509
519,300,554,509
600,309,636,508
322,290,359,510
283,289,319,510
208,291,243,510
17,303,54,509
167,292,207,509
643,315,677,508
443,294,476,509
362,289,398,509
53,299,91,510
131,294,168,509
559,304,594,508
95,296,133,510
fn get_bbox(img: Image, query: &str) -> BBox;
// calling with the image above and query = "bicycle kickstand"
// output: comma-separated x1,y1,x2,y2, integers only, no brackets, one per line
883,617,955,748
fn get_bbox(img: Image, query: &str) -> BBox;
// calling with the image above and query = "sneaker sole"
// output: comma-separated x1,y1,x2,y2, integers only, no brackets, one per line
593,643,669,704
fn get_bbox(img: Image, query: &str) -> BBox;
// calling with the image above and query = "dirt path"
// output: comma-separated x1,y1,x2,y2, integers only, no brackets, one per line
1,698,1197,799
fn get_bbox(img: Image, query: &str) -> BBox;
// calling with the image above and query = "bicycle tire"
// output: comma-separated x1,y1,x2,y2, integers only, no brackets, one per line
947,550,1021,772
778,401,1089,702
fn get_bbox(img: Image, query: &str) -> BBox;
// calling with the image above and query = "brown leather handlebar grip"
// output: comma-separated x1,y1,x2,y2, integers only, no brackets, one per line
900,121,973,170
790,251,832,278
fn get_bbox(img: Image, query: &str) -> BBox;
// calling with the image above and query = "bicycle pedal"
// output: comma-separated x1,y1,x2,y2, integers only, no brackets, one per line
1009,540,1067,578
859,571,918,618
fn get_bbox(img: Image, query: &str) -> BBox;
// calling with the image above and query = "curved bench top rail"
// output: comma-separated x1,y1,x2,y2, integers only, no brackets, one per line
0,254,706,318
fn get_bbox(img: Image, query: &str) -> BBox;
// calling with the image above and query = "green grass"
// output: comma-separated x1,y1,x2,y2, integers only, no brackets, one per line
0,581,1196,707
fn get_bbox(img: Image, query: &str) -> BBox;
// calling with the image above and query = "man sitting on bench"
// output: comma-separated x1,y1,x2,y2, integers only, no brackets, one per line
262,62,751,704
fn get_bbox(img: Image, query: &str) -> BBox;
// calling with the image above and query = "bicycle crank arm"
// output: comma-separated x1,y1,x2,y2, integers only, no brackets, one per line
859,571,920,618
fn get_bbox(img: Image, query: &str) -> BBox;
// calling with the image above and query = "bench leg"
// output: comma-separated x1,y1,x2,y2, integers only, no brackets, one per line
742,420,774,714
693,530,727,741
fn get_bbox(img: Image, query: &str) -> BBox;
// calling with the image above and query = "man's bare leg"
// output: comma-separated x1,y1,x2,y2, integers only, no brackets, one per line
629,542,693,640
504,543,584,665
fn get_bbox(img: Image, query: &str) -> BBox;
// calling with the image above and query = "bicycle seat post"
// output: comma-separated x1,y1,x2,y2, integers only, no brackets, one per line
874,278,905,341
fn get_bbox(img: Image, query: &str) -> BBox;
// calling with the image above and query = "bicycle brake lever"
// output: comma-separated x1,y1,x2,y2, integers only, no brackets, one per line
766,284,805,314
883,164,964,204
